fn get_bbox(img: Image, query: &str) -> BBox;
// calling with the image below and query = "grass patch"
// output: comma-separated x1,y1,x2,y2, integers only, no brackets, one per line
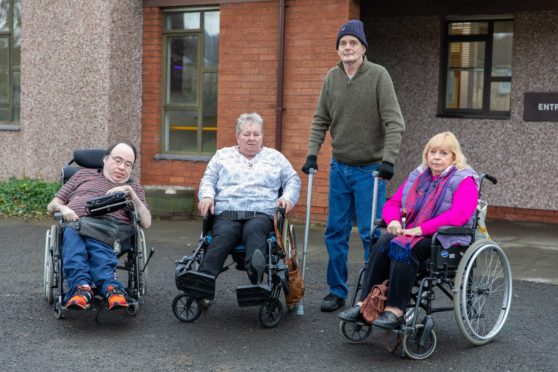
0,177,60,218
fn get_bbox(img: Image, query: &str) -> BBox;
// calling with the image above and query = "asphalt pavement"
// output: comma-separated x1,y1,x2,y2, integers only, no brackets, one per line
1,216,557,371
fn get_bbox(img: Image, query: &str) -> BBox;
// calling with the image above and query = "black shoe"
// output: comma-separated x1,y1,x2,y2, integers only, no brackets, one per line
372,311,404,330
320,294,345,312
337,305,364,323
249,249,266,284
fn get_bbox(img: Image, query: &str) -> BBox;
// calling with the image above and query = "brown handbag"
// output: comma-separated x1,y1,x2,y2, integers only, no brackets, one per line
274,210,304,310
360,280,389,324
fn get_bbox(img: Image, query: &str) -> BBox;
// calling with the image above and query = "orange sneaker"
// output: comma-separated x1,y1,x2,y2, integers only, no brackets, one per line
106,285,128,311
66,285,92,310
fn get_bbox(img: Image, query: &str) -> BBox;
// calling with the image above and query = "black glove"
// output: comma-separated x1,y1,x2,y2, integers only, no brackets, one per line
301,155,318,175
378,161,394,180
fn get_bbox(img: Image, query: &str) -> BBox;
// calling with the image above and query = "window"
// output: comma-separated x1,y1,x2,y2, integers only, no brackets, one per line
0,0,20,125
162,9,219,154
441,19,513,118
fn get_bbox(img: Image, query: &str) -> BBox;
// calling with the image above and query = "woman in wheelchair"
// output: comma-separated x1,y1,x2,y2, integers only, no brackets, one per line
47,142,151,311
194,113,300,293
338,131,478,329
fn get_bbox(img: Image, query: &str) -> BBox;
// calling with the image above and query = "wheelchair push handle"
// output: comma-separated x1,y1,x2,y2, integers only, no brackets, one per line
478,173,497,200
483,174,497,185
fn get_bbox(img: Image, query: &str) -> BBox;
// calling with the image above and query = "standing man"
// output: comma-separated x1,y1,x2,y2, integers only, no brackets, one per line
301,20,405,312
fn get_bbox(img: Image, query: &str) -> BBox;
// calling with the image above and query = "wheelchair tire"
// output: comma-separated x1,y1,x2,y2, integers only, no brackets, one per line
258,298,283,328
127,303,140,316
402,324,437,360
339,320,372,343
44,226,57,304
137,228,148,297
53,301,66,319
172,293,202,322
453,239,512,346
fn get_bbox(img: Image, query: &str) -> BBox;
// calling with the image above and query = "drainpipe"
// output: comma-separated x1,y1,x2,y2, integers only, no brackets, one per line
275,0,286,150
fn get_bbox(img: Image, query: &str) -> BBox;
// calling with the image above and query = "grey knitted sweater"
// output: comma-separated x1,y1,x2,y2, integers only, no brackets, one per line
308,57,405,165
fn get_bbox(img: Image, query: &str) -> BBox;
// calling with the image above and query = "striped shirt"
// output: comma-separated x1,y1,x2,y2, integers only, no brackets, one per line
56,168,147,223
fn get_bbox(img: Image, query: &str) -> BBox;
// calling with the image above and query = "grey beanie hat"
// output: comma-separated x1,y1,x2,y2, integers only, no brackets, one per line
336,19,368,49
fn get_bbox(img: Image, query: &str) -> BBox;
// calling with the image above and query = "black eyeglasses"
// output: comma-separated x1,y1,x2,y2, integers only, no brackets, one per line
110,155,134,169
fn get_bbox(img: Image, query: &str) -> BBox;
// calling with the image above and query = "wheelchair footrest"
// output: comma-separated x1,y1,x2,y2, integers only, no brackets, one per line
236,284,272,307
175,270,216,300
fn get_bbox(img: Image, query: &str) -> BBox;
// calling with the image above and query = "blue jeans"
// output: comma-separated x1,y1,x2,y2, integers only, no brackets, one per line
325,159,386,299
62,227,123,302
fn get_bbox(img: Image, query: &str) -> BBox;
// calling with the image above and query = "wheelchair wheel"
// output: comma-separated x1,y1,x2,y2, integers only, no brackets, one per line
258,298,283,328
127,303,140,316
137,228,148,297
53,301,67,319
44,226,57,304
453,240,512,345
172,293,202,322
402,324,437,360
339,321,372,343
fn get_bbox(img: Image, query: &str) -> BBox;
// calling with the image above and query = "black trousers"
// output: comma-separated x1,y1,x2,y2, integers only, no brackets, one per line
358,233,431,311
199,214,273,280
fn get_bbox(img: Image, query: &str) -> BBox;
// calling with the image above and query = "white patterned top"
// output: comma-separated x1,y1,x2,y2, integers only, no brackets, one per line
198,146,301,216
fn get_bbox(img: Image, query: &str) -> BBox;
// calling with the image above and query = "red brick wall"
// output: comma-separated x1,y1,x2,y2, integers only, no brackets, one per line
488,206,558,224
279,0,358,222
141,7,213,188
141,1,358,222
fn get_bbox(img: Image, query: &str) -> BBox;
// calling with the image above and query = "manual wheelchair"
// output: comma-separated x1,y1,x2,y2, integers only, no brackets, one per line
172,208,297,328
339,173,513,360
43,149,154,319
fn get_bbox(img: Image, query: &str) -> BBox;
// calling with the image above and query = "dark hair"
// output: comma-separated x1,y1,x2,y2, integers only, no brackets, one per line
105,142,138,163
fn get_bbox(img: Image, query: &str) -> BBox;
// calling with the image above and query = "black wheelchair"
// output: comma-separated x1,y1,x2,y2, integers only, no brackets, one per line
339,173,513,360
172,208,297,328
43,149,154,319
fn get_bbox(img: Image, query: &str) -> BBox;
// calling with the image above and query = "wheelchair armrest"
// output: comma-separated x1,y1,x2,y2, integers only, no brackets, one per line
53,212,63,224
436,226,474,235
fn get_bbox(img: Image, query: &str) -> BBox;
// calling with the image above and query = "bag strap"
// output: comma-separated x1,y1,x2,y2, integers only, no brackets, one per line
273,209,298,264
273,209,286,253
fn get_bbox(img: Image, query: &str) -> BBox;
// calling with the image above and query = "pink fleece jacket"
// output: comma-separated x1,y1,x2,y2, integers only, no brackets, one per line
382,176,478,236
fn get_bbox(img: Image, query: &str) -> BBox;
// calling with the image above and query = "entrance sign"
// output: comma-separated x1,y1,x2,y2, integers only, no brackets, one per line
524,92,558,121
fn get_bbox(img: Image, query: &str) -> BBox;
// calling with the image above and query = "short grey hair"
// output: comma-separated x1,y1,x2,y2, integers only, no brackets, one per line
236,112,263,135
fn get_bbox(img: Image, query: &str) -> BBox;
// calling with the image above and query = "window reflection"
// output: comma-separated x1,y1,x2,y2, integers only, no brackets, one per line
164,9,219,154
444,19,513,116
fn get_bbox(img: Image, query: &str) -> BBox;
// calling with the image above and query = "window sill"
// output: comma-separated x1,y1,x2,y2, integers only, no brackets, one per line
0,124,21,131
436,113,510,120
154,153,212,162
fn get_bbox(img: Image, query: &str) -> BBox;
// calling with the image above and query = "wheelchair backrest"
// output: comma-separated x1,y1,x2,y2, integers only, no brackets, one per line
60,149,106,184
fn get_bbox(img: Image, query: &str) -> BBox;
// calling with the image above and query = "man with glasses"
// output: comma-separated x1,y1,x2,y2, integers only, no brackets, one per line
47,142,151,311
301,20,405,312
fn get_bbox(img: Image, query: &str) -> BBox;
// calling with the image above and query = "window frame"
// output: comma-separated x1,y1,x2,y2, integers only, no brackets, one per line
0,0,20,129
439,17,513,120
161,7,219,156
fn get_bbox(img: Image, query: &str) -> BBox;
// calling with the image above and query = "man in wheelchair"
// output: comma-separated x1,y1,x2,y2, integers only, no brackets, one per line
194,113,300,294
338,132,478,329
47,142,151,311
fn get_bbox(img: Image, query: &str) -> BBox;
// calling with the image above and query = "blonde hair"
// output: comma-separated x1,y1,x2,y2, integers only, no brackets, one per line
422,131,468,170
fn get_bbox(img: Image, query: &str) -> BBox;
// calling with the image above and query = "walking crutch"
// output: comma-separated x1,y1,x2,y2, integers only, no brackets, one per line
295,167,316,315
350,170,381,306
369,170,380,242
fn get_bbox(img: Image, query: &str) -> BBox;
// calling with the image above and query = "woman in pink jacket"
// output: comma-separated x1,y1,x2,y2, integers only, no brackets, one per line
338,131,478,329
